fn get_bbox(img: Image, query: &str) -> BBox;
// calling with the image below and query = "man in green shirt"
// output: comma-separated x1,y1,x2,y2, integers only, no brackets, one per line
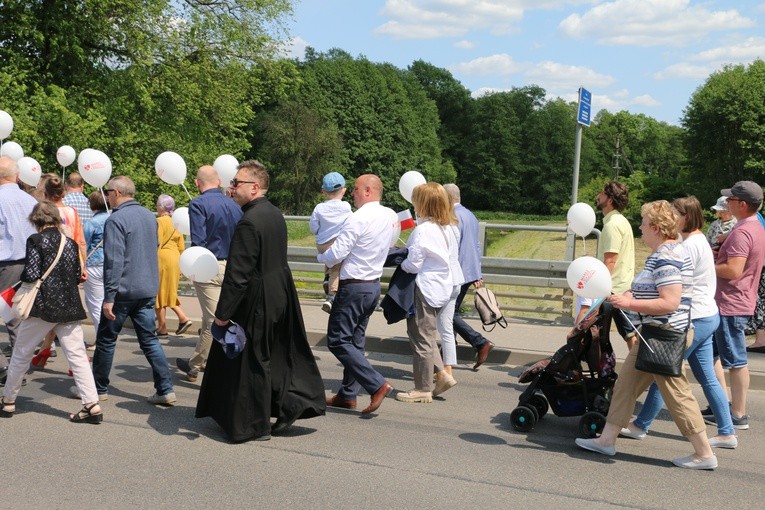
596,181,637,348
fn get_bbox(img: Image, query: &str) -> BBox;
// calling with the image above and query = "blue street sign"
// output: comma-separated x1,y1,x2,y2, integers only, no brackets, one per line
577,87,592,127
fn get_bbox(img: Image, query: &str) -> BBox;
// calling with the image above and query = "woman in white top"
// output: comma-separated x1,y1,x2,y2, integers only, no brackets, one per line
396,183,457,403
621,196,736,447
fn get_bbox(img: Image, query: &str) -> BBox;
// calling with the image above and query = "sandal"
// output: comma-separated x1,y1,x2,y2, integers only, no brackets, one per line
69,402,103,424
0,397,15,418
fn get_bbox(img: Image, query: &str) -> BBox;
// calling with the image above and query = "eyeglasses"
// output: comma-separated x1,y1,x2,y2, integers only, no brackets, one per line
229,178,257,188
727,197,743,203
104,189,117,195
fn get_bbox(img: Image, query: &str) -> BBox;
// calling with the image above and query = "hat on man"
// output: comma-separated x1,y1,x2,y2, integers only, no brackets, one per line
721,181,764,205
711,196,729,212
322,172,345,192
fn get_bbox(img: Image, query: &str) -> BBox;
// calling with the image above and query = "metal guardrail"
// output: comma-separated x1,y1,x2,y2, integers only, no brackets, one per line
180,219,600,323
285,219,602,324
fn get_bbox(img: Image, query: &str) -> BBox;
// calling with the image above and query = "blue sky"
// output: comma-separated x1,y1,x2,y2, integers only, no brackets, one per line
285,1,765,126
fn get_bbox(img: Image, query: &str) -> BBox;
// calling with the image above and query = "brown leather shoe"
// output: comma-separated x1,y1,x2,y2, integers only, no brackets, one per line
326,394,357,409
473,341,495,370
361,382,393,414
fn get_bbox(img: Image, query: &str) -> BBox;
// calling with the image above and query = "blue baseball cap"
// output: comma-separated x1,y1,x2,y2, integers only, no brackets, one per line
322,172,345,192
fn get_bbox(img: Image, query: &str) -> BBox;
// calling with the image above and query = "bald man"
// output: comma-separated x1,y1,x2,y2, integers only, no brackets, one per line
175,165,242,382
318,174,397,414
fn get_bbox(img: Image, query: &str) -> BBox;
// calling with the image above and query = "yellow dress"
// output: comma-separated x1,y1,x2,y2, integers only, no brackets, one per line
156,215,185,308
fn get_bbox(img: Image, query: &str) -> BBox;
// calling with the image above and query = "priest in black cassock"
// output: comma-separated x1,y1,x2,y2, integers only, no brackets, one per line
195,160,326,442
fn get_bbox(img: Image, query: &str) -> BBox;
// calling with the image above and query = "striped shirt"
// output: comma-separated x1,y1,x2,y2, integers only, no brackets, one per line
631,241,692,331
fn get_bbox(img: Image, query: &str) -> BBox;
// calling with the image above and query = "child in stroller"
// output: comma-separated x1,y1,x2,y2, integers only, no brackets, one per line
510,299,618,436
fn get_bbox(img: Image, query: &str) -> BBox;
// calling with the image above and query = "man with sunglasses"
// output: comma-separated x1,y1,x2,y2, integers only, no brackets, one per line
175,165,241,382
195,160,325,441
706,181,765,431
86,176,176,405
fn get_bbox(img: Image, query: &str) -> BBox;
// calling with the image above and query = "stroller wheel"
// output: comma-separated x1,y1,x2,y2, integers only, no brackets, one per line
579,411,607,438
510,405,537,432
528,394,549,418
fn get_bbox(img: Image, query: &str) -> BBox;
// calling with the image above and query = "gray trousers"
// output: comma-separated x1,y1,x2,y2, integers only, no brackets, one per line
406,286,444,392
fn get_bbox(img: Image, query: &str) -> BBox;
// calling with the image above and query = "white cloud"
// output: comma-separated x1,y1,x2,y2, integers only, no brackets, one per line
373,0,595,40
653,62,714,80
654,37,765,80
281,36,309,60
454,39,477,49
559,0,755,47
450,54,522,75
690,36,765,62
451,54,613,96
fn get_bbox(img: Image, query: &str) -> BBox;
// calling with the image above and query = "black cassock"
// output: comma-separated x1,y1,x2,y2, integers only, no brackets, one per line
196,196,326,441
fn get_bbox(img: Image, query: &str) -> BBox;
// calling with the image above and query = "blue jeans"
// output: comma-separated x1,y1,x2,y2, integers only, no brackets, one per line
326,282,386,399
91,297,174,396
634,314,734,436
714,315,749,369
453,282,489,351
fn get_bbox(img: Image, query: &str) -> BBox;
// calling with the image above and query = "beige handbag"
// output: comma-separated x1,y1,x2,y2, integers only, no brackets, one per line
11,235,67,320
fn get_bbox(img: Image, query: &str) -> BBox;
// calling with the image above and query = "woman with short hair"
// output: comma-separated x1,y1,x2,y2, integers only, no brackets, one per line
155,194,192,337
575,200,716,469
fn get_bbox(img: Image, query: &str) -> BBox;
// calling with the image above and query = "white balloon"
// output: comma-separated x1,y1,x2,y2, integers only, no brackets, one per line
179,246,219,283
0,110,13,139
155,151,187,185
398,170,426,204
17,156,42,187
0,141,24,161
567,202,597,237
172,207,190,236
56,145,76,167
566,256,612,299
213,154,239,186
77,148,112,188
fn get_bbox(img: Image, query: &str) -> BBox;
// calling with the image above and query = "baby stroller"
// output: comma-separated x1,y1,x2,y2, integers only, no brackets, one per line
510,299,618,437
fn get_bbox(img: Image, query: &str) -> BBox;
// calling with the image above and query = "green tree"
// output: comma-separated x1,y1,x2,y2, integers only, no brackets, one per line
295,49,450,210
683,59,765,203
256,100,342,214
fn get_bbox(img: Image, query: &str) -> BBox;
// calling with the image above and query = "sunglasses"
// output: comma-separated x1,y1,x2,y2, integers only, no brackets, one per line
229,178,257,188
104,189,117,195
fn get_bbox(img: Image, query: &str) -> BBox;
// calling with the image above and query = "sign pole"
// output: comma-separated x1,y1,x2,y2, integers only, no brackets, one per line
567,87,592,262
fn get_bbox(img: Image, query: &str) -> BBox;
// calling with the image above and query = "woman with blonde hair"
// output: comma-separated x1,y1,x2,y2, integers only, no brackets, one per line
576,200,717,469
155,194,192,337
396,182,458,403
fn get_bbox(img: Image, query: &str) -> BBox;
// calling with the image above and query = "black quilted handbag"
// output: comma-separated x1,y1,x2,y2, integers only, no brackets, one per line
634,323,688,377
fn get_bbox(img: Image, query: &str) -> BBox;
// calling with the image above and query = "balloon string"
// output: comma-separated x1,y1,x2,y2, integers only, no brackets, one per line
62,165,66,182
100,187,111,213
181,183,193,201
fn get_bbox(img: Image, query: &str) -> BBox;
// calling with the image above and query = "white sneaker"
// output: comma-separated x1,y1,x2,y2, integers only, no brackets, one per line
395,389,433,403
619,426,647,440
672,454,717,470
147,392,176,406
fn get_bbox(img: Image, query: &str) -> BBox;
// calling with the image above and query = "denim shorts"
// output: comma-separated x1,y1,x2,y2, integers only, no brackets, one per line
713,315,749,369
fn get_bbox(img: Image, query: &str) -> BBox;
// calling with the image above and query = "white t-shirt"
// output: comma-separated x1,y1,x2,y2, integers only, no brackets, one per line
682,232,719,319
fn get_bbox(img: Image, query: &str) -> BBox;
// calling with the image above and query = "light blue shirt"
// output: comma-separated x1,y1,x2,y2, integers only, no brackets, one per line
0,183,37,262
454,203,482,283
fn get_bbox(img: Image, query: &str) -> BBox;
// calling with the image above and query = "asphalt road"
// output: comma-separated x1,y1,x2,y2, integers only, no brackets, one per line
3,326,764,510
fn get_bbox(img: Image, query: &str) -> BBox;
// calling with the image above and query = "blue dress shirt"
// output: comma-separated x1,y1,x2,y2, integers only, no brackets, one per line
189,188,243,259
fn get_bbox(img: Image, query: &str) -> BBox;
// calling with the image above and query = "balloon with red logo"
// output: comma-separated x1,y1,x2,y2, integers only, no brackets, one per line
566,256,612,299
17,156,42,187
78,148,112,188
